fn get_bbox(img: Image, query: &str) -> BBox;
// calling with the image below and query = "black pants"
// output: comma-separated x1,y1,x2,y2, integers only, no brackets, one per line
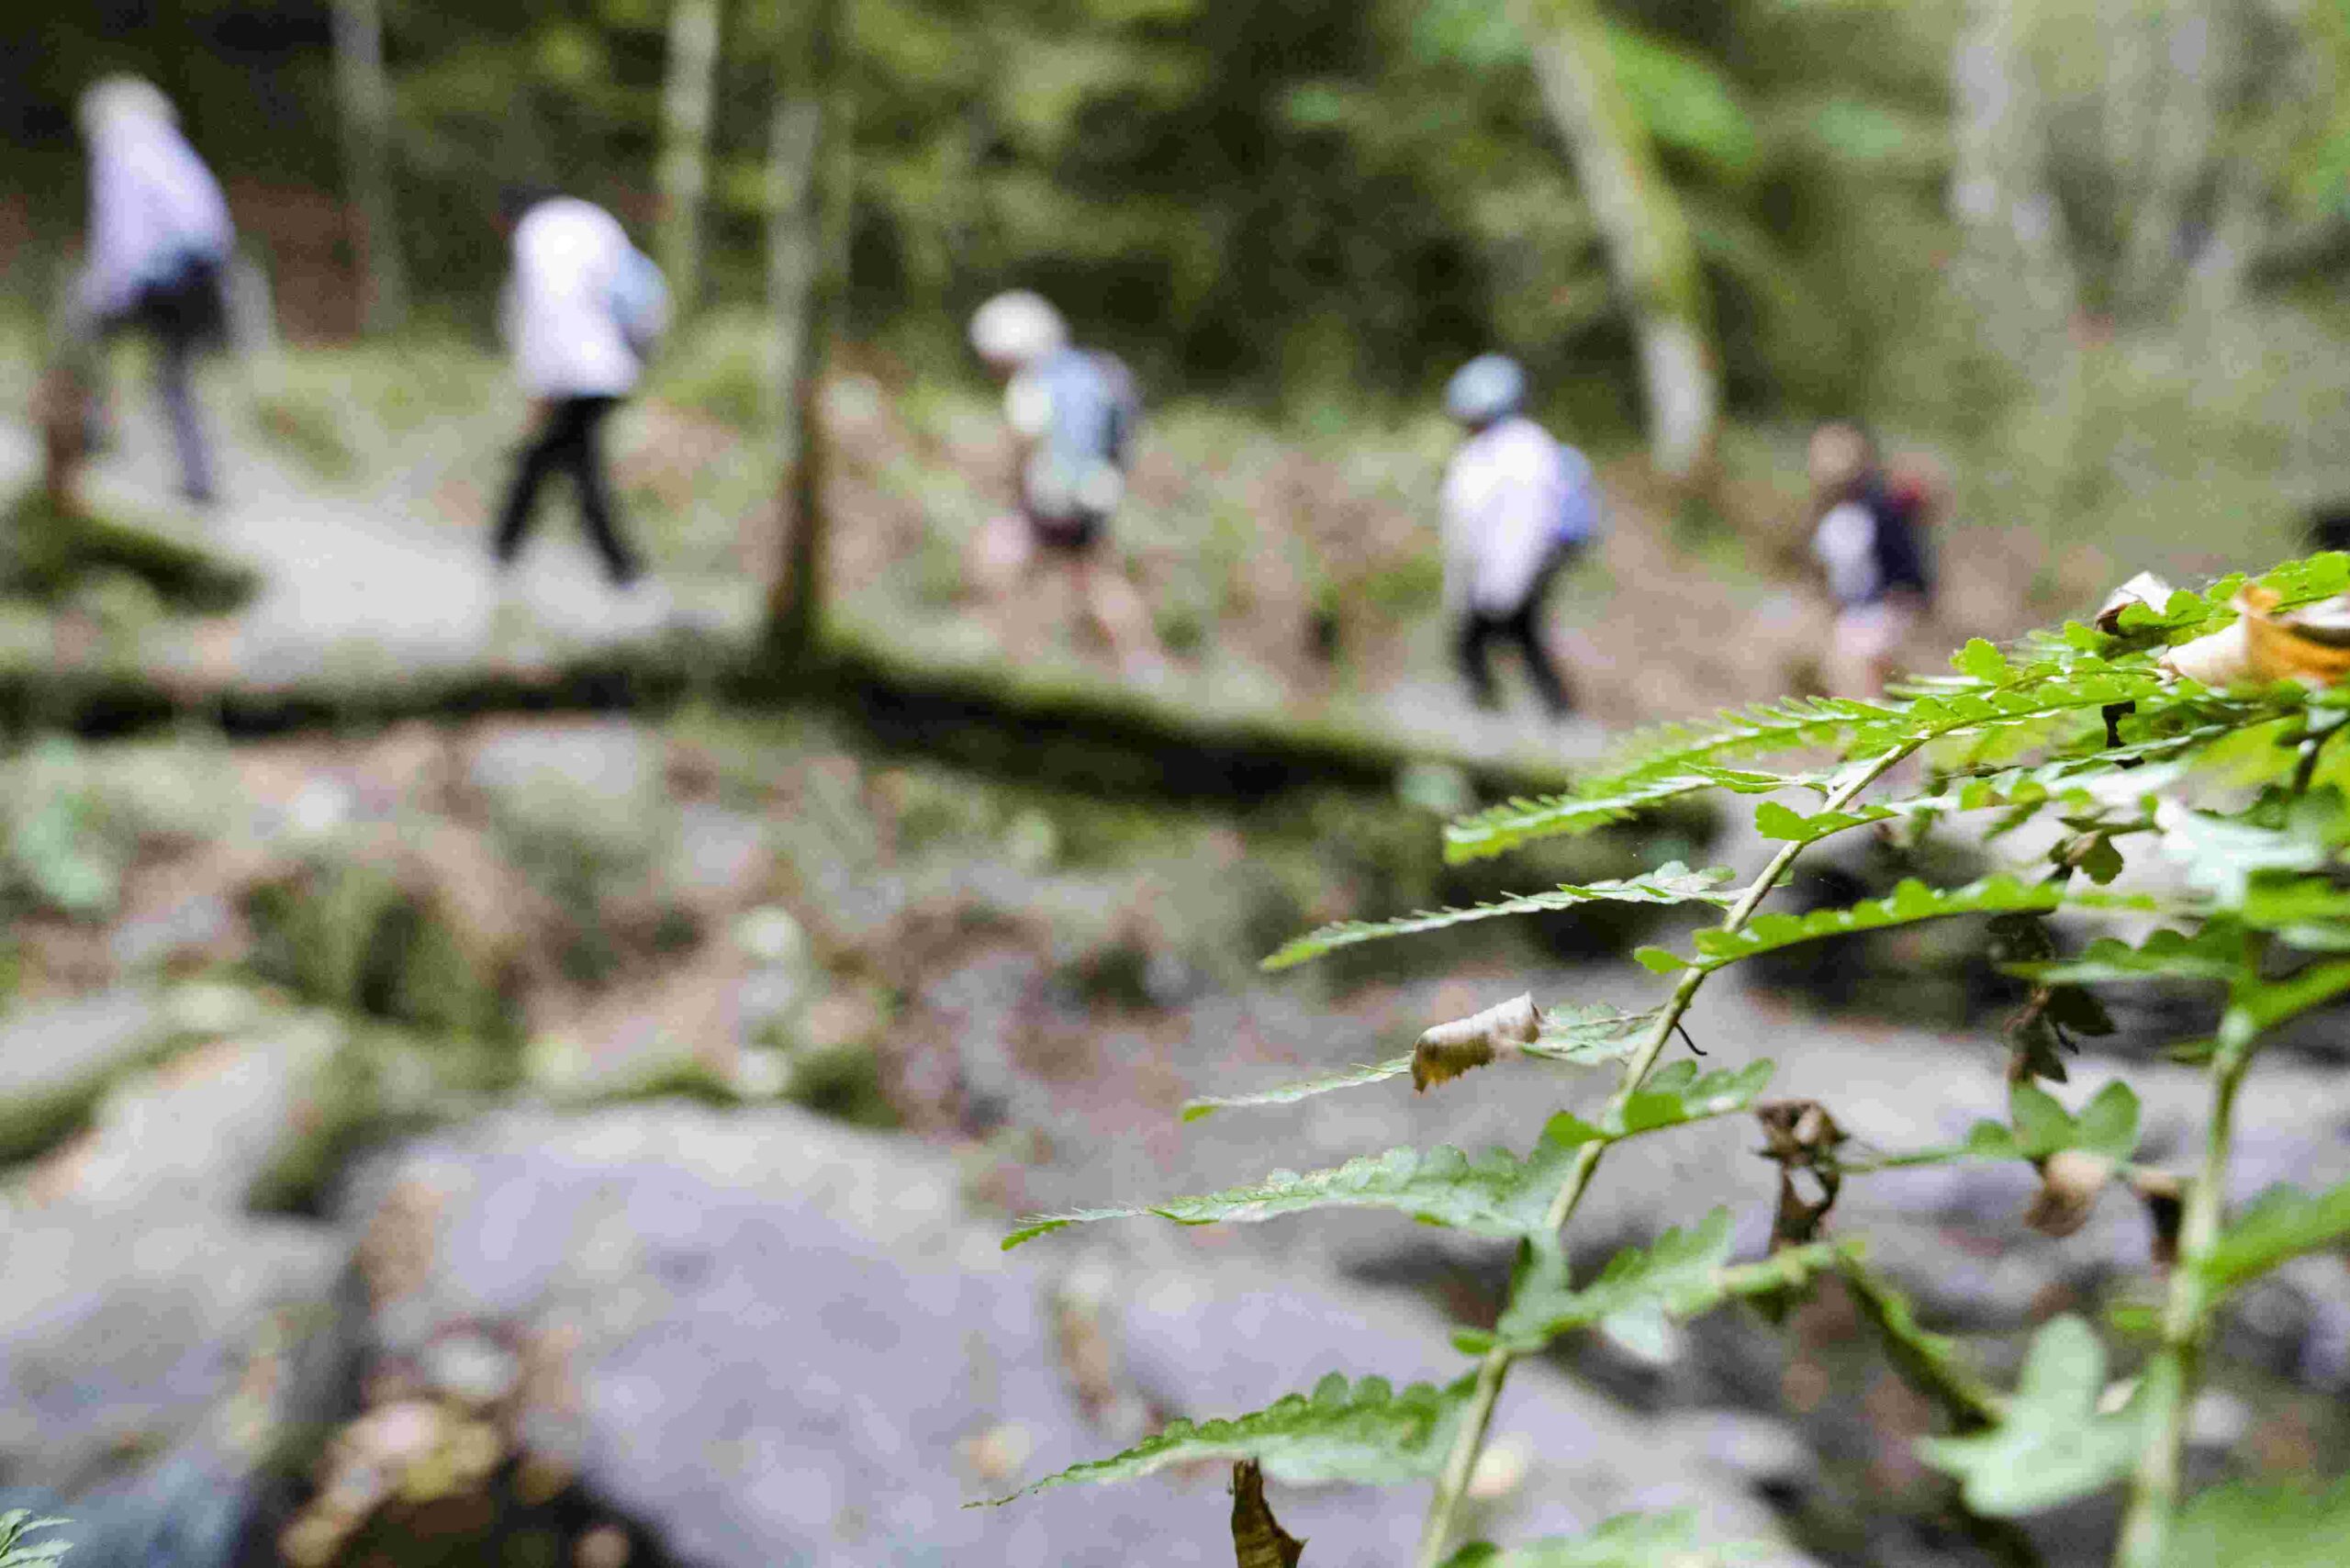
494,396,641,586
1456,547,1575,716
91,260,225,502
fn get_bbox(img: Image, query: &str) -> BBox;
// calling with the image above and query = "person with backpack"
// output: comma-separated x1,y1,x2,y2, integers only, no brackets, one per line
966,290,1161,674
491,186,667,600
1807,420,1937,697
72,76,234,506
1439,353,1597,718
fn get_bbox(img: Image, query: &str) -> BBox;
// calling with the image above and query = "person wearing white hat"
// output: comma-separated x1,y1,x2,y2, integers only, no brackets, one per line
73,75,234,504
968,290,1159,672
1439,353,1597,716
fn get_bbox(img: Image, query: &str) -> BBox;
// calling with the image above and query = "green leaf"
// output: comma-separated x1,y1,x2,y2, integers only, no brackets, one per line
1611,1058,1776,1135
1259,863,1734,970
1002,1123,1601,1249
1953,638,2013,683
2164,1474,2350,1568
981,1372,1472,1503
1443,770,1790,863
1012,1060,1771,1249
2012,927,2245,985
1646,878,2155,974
1751,799,1897,845
2189,1177,2350,1307
2157,799,2344,903
1488,1209,1846,1353
1528,1002,1664,1066
1917,1316,2143,1517
1440,1507,1758,1566
1839,1254,2005,1427
1180,1057,1413,1121
2224,959,2350,1043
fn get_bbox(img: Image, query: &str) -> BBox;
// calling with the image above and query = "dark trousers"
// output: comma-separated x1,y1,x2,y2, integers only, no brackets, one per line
91,262,224,502
494,396,641,586
1456,546,1576,716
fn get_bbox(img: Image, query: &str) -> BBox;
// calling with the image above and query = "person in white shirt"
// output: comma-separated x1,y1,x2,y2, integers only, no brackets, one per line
73,76,234,504
492,187,661,588
1440,354,1596,717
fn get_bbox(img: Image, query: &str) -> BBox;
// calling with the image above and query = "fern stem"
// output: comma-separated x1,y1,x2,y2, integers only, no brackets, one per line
1413,744,1918,1568
2111,1036,2249,1568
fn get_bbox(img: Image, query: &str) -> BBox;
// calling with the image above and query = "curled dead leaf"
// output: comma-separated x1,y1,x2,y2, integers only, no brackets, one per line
1231,1460,1304,1568
1412,992,1541,1092
2023,1149,2115,1238
2160,586,2350,688
1755,1100,1847,1249
2096,572,2177,634
2125,1167,2185,1269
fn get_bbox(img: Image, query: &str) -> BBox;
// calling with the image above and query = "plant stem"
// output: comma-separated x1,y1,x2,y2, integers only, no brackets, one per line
1413,745,1917,1568
2110,1034,2249,1568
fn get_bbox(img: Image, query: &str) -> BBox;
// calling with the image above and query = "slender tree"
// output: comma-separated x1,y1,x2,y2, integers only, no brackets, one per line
766,0,850,660
330,0,407,332
1507,0,1718,490
656,0,724,319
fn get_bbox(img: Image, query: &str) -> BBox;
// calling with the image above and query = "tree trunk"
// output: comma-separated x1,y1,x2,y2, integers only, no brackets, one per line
1509,0,1718,489
1949,0,2077,373
330,0,406,333
766,0,850,661
656,0,724,320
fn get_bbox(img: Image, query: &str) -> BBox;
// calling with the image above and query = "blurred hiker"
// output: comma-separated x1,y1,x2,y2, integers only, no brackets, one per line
71,76,233,505
966,290,1160,673
1808,420,1937,697
1440,353,1598,718
493,187,669,605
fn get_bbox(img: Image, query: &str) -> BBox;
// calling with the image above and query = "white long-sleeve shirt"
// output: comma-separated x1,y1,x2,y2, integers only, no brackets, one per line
81,115,231,319
1441,416,1581,616
504,197,641,398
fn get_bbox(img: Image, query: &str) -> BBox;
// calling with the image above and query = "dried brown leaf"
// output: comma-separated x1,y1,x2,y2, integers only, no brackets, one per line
1231,1461,1304,1568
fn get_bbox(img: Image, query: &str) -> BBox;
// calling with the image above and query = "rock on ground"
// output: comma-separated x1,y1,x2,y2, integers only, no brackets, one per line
337,1103,1821,1568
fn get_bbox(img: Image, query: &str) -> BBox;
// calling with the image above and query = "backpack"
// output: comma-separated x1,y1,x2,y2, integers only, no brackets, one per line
1552,443,1603,549
608,247,670,358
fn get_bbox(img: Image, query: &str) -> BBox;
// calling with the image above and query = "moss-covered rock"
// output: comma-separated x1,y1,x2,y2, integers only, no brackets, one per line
0,487,257,614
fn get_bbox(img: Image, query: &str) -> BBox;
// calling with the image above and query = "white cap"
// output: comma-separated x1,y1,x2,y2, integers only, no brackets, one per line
968,290,1068,368
79,75,176,140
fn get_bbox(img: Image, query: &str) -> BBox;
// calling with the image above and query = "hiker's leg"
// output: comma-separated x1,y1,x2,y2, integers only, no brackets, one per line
1074,549,1157,667
153,324,216,503
495,398,576,566
1507,600,1574,717
1455,612,1502,710
565,397,641,586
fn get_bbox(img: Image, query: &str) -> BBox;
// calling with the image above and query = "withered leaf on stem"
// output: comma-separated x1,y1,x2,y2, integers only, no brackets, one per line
1230,1461,1304,1568
1412,992,1542,1092
2127,1167,2185,1269
1755,1101,1846,1249
2022,1148,2116,1238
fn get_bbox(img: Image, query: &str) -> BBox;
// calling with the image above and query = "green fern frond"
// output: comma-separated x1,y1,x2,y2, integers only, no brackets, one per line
0,1513,71,1568
1469,1207,1848,1354
1635,876,2159,975
1009,1058,1774,1249
1456,671,2174,862
1260,863,1734,969
2188,1177,2350,1311
1178,1004,1661,1121
980,1372,1473,1502
1438,1508,1761,1565
1442,768,1798,863
1180,1057,1415,1121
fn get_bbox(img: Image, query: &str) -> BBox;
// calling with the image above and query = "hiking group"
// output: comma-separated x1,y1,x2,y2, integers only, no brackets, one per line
50,73,1941,704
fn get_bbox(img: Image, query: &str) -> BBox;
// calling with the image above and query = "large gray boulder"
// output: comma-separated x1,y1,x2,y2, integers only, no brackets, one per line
338,1103,1820,1568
